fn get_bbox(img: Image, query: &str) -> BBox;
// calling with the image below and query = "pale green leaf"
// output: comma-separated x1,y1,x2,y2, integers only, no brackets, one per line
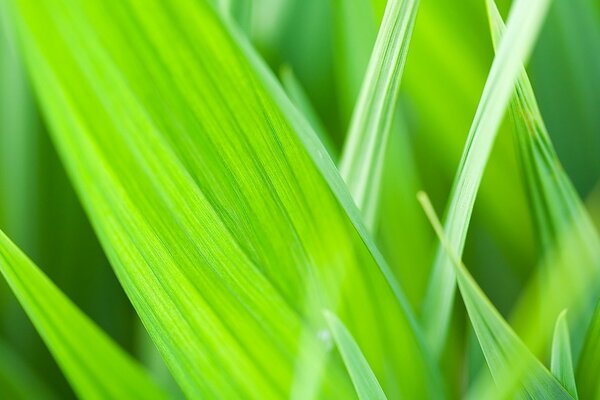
0,230,165,399
7,0,442,397
421,0,553,357
418,192,573,399
324,310,387,400
339,0,419,230
551,311,578,399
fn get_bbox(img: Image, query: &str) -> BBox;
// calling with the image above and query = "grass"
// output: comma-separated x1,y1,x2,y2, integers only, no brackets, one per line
0,0,599,398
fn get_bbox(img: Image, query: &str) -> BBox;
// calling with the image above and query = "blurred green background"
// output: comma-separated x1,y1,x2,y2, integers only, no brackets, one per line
1,0,599,397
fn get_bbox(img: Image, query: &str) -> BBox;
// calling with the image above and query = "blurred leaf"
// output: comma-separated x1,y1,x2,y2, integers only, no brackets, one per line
576,301,600,400
7,0,442,397
418,192,573,399
339,0,419,230
551,311,578,399
421,0,553,357
0,230,164,399
0,339,57,400
529,0,600,196
324,310,387,400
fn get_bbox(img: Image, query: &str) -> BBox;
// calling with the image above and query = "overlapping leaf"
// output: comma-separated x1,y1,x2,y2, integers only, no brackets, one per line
419,193,573,399
421,0,553,357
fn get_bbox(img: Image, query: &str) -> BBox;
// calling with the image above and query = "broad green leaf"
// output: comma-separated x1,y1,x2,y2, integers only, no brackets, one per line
0,230,164,399
576,301,600,400
486,0,600,354
421,0,553,357
339,0,419,230
7,0,442,397
324,310,387,400
551,311,578,399
418,192,573,399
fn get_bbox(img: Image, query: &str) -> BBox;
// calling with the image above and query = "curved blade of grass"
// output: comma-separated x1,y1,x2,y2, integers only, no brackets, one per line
418,192,573,399
0,230,165,399
339,0,419,230
7,0,442,397
576,301,600,400
324,310,387,400
551,311,578,399
421,0,553,357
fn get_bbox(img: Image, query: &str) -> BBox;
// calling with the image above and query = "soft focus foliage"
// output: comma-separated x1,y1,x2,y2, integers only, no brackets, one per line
0,0,599,398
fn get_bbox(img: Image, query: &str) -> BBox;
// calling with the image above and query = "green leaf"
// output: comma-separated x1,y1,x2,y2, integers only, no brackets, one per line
576,301,600,400
421,0,553,357
0,230,165,399
339,0,419,230
7,0,443,397
551,311,578,399
418,192,573,399
324,310,387,400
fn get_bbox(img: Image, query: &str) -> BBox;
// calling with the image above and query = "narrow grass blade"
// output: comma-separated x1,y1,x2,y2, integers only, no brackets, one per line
0,230,165,399
551,311,578,399
418,192,573,399
7,0,442,397
339,0,419,230
576,301,600,400
280,65,336,158
486,0,600,355
324,310,387,400
421,0,553,357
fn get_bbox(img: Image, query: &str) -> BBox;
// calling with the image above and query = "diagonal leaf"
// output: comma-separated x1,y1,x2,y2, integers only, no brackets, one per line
576,301,600,400
324,310,387,400
421,0,553,357
418,192,573,399
551,310,578,399
6,0,443,397
338,0,419,230
0,230,165,399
